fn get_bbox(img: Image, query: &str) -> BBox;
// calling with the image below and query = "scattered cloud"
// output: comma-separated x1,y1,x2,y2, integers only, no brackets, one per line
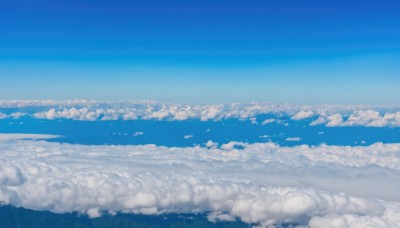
291,111,314,120
0,100,399,127
310,110,400,128
285,137,302,142
261,118,275,125
259,135,270,138
133,132,144,137
249,117,258,124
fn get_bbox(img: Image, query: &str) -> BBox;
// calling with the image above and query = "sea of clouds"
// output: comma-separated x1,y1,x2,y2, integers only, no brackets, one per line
1,134,400,227
0,100,399,128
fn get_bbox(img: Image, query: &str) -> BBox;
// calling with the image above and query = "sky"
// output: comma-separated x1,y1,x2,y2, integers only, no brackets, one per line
1,0,399,104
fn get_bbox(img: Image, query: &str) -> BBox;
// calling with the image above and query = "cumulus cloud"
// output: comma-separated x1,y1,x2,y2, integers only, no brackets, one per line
291,111,314,120
1,100,399,127
1,139,400,227
309,111,400,128
205,140,218,148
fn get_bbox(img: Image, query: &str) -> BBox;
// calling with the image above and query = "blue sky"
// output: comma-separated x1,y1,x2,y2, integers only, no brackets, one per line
1,0,399,104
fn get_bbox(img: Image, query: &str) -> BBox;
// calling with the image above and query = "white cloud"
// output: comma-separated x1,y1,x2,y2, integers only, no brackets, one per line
326,114,344,127
184,135,193,139
261,118,275,125
249,117,258,124
133,132,144,137
1,100,399,127
205,140,218,148
0,133,60,140
291,111,314,120
259,135,270,138
285,137,302,142
310,111,400,128
310,115,328,126
0,113,7,119
0,139,400,226
9,112,25,119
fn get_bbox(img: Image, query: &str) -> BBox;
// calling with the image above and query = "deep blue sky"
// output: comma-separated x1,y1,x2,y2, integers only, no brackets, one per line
1,0,399,104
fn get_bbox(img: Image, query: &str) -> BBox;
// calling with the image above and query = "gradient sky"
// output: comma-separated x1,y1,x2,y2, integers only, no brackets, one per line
1,0,399,104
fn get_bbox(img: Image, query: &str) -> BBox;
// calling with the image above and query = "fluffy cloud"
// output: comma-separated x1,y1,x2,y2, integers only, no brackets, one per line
309,111,400,128
205,140,218,148
1,137,400,227
1,100,400,129
291,111,314,120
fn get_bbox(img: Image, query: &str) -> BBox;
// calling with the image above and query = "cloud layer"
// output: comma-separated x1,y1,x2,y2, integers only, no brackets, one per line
0,100,399,127
1,136,400,227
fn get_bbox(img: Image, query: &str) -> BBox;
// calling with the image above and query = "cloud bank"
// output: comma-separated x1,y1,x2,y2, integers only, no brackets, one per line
1,136,400,227
0,133,60,140
0,100,399,127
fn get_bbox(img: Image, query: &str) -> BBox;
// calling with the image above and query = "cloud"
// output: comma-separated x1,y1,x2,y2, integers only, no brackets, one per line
285,137,302,142
0,113,7,119
0,139,400,226
291,111,314,120
0,133,60,141
183,135,193,139
308,110,400,128
259,135,270,138
249,117,258,124
9,112,25,119
133,132,144,137
205,140,218,148
261,118,275,125
0,100,399,127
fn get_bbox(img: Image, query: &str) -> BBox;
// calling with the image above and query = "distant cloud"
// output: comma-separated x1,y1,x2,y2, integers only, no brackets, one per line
291,111,314,120
0,113,7,119
285,137,302,142
184,135,193,139
261,118,275,125
10,112,25,119
0,100,399,127
0,133,60,140
133,132,144,137
249,117,258,124
259,135,270,138
309,110,400,128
